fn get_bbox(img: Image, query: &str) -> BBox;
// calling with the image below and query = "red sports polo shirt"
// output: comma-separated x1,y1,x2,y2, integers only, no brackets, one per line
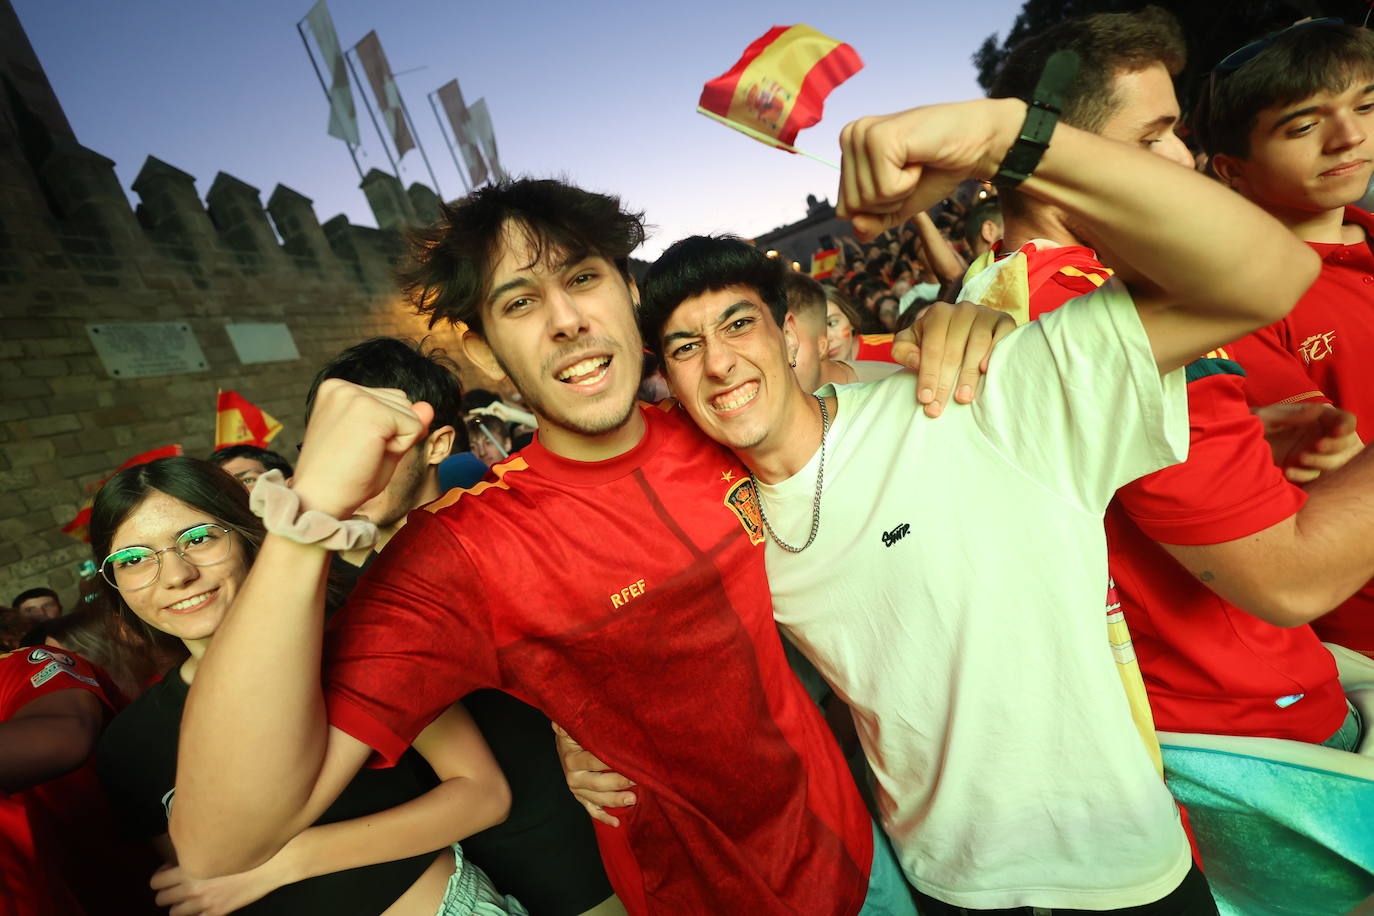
1226,205,1374,656
1022,245,1345,741
324,403,872,915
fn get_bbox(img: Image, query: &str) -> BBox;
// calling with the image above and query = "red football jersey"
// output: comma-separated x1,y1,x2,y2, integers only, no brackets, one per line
0,648,159,916
1225,206,1374,423
324,403,872,915
1023,248,1345,741
1226,205,1374,656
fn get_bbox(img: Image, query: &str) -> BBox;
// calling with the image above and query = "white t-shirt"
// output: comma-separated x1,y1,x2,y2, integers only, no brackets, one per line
833,358,901,384
757,280,1191,909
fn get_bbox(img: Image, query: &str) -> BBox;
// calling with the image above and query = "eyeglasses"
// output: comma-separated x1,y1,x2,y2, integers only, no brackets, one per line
100,523,239,591
1215,18,1344,75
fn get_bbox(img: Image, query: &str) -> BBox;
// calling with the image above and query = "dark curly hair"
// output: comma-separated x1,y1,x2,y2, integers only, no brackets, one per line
397,178,647,337
640,236,788,368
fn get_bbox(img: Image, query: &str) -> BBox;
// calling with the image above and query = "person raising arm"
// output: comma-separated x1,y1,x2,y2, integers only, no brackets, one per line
837,94,1320,373
171,386,438,876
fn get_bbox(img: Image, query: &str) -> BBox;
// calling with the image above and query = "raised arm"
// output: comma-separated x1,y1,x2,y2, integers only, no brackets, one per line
911,211,967,287
837,99,1321,374
172,381,434,876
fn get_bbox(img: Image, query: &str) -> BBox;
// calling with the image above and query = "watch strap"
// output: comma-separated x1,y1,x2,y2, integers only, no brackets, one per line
993,50,1081,189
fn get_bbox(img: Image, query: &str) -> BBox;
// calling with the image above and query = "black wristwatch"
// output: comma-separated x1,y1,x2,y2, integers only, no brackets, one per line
992,50,1081,189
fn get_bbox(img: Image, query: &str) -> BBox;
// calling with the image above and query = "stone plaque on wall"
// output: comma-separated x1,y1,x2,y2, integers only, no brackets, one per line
86,323,208,379
224,322,300,365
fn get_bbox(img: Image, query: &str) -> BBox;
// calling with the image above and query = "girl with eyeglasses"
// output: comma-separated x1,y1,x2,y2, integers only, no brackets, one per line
90,456,525,916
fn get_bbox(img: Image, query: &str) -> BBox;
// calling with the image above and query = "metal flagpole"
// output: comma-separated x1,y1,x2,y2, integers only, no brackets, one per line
296,18,364,181
396,91,443,197
428,90,472,194
345,45,402,179
477,420,509,460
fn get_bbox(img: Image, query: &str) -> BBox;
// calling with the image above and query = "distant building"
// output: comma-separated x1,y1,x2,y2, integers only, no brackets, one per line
750,194,850,269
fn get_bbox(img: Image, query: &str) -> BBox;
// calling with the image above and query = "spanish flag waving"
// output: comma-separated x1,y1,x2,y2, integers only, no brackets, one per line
698,25,862,153
215,390,283,450
810,247,840,280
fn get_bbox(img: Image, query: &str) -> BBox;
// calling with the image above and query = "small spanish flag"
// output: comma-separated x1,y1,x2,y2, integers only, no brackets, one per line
810,247,840,280
698,24,862,153
215,390,283,450
62,445,184,542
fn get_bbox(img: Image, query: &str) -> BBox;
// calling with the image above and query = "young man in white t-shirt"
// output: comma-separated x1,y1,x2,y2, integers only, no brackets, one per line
577,97,1319,912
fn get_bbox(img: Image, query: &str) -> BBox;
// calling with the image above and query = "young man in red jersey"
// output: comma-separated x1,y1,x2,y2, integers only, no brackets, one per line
169,179,928,915
1198,19,1374,658
962,7,1374,749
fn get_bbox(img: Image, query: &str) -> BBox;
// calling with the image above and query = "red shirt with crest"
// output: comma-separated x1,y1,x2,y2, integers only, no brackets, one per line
323,402,873,916
1225,205,1374,656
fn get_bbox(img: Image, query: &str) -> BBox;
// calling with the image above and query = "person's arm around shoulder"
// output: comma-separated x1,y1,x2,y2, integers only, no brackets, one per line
836,98,1320,375
172,381,434,878
0,687,103,792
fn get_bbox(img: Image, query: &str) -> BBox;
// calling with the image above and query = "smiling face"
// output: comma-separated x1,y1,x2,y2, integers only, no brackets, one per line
467,223,644,461
660,285,808,458
1216,77,1374,217
108,490,247,648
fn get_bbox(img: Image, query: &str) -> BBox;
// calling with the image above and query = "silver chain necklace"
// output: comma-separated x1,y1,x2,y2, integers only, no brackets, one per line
750,394,829,554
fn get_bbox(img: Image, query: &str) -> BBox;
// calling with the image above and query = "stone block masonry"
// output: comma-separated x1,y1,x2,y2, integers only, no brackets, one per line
0,128,479,605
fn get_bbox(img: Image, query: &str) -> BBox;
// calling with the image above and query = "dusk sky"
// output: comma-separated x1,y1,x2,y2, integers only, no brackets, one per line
16,0,1027,257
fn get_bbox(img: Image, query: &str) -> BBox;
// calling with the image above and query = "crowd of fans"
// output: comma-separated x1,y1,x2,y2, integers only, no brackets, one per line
5,6,1374,915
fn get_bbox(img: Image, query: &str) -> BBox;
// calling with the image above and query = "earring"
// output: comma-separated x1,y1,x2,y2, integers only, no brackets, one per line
789,358,797,368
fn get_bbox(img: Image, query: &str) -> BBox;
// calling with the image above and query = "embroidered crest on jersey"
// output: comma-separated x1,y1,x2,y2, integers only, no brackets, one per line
1297,331,1336,363
724,477,764,546
26,648,97,689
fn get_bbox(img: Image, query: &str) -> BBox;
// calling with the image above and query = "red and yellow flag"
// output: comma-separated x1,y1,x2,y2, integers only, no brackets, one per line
215,390,283,450
810,247,840,279
62,445,184,542
698,24,862,152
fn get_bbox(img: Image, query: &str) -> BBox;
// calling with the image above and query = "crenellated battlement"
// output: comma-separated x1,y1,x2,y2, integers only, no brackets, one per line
0,30,471,602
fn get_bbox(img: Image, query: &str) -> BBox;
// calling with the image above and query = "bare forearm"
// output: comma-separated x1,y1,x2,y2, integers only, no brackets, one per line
172,534,333,875
913,211,966,285
1285,444,1374,616
1164,445,1374,625
282,776,509,884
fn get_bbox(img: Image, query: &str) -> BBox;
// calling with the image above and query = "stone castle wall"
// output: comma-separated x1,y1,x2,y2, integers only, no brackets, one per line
0,122,471,604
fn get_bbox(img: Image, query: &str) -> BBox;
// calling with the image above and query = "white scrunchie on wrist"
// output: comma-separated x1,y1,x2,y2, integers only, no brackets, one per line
248,470,379,552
